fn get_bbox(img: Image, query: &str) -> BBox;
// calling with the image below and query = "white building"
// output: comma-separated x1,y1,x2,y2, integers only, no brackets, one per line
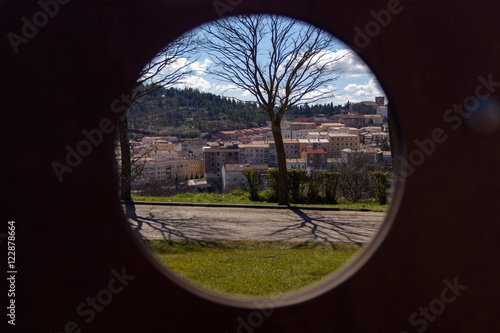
281,129,309,140
150,149,179,161
377,106,388,119
222,164,268,190
286,158,307,170
136,159,191,185
306,131,329,140
317,123,345,131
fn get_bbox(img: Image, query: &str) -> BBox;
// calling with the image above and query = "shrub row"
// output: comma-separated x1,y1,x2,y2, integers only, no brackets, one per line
244,168,391,205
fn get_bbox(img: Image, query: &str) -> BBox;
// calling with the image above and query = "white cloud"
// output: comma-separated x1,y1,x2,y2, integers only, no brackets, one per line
313,48,371,77
190,58,212,75
178,76,212,91
166,57,190,72
343,76,385,99
212,83,238,93
278,48,369,79
140,56,190,84
176,76,244,96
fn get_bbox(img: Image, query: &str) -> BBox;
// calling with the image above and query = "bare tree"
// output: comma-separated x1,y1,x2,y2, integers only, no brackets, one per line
201,14,344,204
118,32,199,201
114,144,155,194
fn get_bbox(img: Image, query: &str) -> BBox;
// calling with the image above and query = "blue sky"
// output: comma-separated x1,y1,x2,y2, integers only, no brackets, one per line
149,16,387,106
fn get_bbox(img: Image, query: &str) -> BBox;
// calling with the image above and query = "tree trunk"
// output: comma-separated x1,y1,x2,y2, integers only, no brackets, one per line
272,120,289,205
118,115,132,201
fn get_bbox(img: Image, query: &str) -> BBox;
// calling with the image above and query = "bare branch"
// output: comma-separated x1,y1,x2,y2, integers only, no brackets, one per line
201,15,342,116
130,32,201,105
200,14,345,205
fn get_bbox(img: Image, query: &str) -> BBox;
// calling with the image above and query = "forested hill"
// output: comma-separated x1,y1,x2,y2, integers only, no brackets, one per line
127,87,345,139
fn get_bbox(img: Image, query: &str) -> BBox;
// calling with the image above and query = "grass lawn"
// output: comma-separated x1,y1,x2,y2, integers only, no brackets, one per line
146,240,361,297
132,192,388,212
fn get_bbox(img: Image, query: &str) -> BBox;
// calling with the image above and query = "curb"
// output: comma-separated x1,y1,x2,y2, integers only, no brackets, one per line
121,201,375,212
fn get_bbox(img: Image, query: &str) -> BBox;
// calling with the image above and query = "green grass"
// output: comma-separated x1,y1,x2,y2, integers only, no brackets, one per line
133,191,257,205
146,240,361,297
132,192,388,212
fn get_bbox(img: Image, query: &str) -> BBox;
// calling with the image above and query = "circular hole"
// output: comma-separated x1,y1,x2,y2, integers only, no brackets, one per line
118,13,399,307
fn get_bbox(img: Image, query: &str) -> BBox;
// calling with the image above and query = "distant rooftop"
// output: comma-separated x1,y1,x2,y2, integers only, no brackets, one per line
286,158,306,162
328,133,359,137
223,164,268,172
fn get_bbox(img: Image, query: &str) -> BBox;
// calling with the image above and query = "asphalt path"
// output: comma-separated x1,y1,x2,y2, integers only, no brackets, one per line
126,204,386,244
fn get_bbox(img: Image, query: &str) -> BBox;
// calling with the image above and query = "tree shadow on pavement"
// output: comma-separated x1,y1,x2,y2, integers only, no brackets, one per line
269,207,381,246
127,207,234,243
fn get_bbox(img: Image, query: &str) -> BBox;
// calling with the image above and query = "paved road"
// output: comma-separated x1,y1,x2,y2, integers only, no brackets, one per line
126,204,386,244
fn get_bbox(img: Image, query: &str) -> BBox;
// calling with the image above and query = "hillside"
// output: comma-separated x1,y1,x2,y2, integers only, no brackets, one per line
127,87,346,139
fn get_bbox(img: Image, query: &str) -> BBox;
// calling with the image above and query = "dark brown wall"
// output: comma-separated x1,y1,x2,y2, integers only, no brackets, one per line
1,0,499,332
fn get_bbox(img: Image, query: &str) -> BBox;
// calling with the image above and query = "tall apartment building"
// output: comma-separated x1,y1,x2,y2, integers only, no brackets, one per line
239,143,270,165
327,133,361,157
301,148,328,170
268,139,300,167
189,159,205,178
203,143,240,186
281,129,309,140
297,139,329,154
136,159,190,185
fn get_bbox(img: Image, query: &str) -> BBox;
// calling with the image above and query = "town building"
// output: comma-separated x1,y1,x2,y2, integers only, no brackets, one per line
239,143,270,165
136,159,191,185
326,133,361,157
222,164,268,191
316,123,345,131
301,148,328,170
286,158,307,170
141,136,177,145
377,105,388,119
289,122,317,130
330,112,365,128
306,131,329,140
268,139,300,167
298,139,329,153
349,97,385,115
150,149,179,161
189,159,205,178
363,114,384,125
181,141,208,159
152,140,182,151
340,148,383,165
203,142,241,187
363,131,389,145
281,129,309,139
